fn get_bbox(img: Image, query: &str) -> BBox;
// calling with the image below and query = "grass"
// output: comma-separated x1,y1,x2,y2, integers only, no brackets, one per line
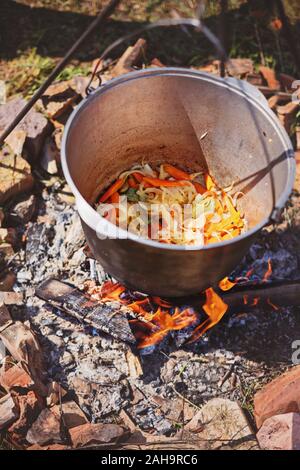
2,48,90,98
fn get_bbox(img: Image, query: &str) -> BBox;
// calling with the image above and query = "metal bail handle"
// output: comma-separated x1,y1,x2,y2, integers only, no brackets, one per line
84,17,228,96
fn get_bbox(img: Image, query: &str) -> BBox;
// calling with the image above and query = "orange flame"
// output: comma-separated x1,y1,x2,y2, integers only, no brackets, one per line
267,298,279,311
84,281,229,349
136,307,197,349
187,288,228,343
263,259,272,282
219,277,236,291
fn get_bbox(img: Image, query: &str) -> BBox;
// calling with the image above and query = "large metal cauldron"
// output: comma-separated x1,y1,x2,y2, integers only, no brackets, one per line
61,68,295,296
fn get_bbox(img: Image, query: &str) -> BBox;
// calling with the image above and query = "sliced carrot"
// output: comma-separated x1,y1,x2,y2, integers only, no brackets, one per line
163,164,191,180
133,172,143,183
99,178,125,203
110,192,119,203
143,177,190,188
128,176,138,189
193,181,206,194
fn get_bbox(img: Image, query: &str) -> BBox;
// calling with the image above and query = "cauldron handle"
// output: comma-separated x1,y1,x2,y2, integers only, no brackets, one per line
85,17,227,96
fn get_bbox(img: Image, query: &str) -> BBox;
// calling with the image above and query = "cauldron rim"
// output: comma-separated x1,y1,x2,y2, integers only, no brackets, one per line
61,67,295,252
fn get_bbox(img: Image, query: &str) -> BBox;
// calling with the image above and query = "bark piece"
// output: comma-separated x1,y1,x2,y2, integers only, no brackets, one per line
0,153,34,205
254,365,300,428
0,321,46,394
69,422,126,448
257,413,300,450
0,301,13,332
26,408,63,446
112,39,147,77
51,401,88,430
0,362,34,392
36,278,136,344
0,393,19,430
8,391,43,442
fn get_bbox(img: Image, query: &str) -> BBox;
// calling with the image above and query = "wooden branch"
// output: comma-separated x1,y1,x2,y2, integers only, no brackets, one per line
220,279,300,312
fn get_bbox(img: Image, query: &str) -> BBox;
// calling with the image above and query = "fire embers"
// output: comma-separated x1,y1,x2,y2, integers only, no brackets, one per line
84,281,230,354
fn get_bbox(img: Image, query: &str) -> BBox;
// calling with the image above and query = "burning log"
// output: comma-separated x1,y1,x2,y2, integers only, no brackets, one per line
219,279,300,313
35,278,136,344
36,275,300,352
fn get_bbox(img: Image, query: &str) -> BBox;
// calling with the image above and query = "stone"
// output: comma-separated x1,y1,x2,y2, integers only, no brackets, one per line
51,401,88,429
0,153,34,205
0,291,24,305
46,381,67,407
69,422,126,448
69,376,92,398
0,301,13,332
0,362,34,392
0,243,14,258
0,393,19,430
8,391,43,442
5,129,27,156
26,408,63,446
0,98,51,160
0,321,46,394
227,58,254,77
184,398,258,450
112,38,147,77
0,271,16,291
259,66,280,89
254,365,300,428
40,81,79,120
277,101,299,134
41,137,59,175
0,228,17,245
256,413,300,450
9,194,37,225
